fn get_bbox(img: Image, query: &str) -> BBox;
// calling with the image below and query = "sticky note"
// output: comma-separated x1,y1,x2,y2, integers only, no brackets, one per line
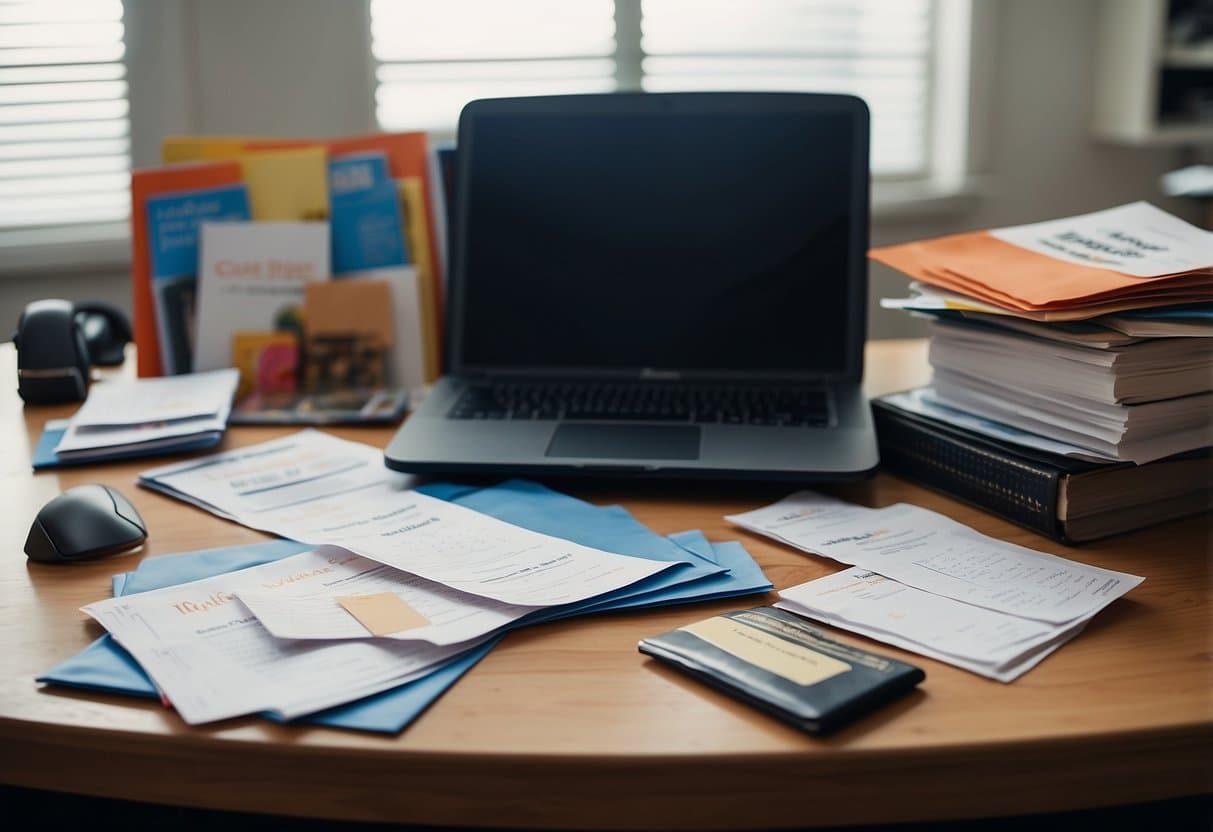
337,592,429,636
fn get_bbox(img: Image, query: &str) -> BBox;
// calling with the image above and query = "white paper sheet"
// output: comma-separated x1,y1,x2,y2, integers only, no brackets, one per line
775,568,1096,681
990,201,1213,278
880,388,1119,462
54,369,239,454
234,546,537,644
726,492,1143,624
140,430,681,607
81,548,487,725
66,368,240,427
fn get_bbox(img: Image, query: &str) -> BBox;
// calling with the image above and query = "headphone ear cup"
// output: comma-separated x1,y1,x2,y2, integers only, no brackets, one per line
74,301,131,366
72,320,92,390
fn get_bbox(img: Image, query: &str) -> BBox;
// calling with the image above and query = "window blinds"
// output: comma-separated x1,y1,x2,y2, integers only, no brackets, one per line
371,0,617,132
371,0,934,176
640,0,932,175
0,0,130,239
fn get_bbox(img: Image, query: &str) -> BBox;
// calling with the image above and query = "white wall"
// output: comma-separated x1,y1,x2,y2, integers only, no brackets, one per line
2,0,1205,344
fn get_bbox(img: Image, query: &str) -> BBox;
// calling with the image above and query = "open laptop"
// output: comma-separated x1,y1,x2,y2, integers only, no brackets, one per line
385,92,879,481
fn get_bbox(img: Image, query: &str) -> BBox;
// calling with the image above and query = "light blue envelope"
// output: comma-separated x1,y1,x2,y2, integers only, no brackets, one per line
39,480,770,733
32,423,224,470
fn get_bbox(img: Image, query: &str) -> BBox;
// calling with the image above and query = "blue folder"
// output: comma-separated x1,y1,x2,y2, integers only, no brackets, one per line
32,422,224,470
39,480,771,733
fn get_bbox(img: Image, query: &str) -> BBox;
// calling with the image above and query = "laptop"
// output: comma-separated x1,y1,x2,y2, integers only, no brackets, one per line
385,92,879,481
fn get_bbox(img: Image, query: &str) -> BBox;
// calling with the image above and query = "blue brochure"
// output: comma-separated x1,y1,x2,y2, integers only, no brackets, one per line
147,184,251,280
39,481,770,733
329,151,409,273
31,421,224,470
147,184,251,374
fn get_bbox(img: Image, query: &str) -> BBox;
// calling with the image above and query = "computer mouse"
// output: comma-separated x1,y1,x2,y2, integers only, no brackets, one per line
25,484,147,564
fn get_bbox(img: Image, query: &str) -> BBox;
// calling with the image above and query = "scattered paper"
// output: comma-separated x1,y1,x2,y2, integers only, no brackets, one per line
776,568,1094,682
232,547,536,644
140,430,683,608
81,547,487,725
726,492,1143,625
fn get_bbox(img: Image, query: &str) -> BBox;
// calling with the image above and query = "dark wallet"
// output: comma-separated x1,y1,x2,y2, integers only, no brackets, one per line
639,606,925,735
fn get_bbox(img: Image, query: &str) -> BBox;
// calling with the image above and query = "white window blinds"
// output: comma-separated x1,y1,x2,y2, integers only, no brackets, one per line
0,0,130,242
639,0,932,175
371,0,618,132
371,0,935,177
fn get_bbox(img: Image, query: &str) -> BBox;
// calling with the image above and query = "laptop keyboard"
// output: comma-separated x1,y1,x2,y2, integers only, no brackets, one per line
449,382,831,426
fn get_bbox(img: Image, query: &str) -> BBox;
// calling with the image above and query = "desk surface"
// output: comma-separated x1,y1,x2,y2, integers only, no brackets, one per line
1,340,1209,829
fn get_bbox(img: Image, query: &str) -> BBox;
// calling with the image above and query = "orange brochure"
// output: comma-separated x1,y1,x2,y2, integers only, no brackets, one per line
872,232,1212,310
870,203,1213,312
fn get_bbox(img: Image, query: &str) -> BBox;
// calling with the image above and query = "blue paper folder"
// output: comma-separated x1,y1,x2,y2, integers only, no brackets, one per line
32,422,224,470
39,480,771,733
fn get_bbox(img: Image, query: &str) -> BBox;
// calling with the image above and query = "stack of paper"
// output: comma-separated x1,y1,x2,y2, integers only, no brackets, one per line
924,319,1213,464
55,431,772,727
874,202,1213,465
48,368,239,463
727,492,1143,682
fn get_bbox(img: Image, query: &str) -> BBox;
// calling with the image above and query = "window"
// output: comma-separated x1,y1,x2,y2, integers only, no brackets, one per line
371,0,945,178
0,0,131,253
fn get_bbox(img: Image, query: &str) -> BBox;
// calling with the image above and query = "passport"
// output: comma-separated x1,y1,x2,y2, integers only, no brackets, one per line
639,606,925,735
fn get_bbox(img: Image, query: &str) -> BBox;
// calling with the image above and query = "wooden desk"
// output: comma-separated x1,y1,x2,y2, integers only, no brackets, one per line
1,340,1209,829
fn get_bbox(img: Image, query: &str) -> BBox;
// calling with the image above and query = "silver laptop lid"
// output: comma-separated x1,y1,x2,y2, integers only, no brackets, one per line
447,92,870,384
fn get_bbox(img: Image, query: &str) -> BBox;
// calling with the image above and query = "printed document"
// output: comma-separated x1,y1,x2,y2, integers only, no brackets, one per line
140,430,681,607
776,568,1095,682
881,388,1120,462
233,546,537,643
81,547,487,725
990,201,1213,278
727,492,1143,624
55,368,238,454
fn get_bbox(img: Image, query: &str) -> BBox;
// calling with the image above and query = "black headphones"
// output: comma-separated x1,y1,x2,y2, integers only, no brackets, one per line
14,299,133,405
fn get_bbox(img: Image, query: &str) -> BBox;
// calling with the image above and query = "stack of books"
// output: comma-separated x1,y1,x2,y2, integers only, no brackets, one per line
870,202,1213,543
129,131,457,422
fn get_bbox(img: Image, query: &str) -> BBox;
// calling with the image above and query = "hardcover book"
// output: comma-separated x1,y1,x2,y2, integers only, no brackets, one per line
871,392,1212,543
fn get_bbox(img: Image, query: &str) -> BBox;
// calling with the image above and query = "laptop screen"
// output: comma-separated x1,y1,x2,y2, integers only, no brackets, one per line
450,93,869,381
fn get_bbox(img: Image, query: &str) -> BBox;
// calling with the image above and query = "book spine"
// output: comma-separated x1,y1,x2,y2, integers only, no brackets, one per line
871,404,1068,542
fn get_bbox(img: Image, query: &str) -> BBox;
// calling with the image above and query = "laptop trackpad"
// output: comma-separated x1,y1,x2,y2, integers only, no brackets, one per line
546,424,701,460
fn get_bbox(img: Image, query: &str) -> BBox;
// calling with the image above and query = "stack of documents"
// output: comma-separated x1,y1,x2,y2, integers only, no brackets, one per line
46,431,771,728
874,202,1213,466
925,319,1212,463
37,369,239,467
727,492,1143,682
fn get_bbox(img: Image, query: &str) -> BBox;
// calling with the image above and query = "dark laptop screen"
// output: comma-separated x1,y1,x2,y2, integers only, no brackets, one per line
451,93,868,380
